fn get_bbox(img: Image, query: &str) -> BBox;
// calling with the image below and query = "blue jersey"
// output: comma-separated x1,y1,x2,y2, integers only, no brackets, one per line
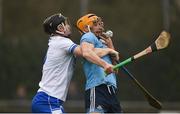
80,32,117,90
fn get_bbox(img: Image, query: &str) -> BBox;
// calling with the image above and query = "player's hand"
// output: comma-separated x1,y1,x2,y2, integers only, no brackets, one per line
109,49,119,61
104,63,114,74
111,60,119,74
99,34,112,44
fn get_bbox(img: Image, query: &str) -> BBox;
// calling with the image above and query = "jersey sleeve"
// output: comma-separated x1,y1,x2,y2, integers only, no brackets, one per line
80,32,97,45
63,39,78,54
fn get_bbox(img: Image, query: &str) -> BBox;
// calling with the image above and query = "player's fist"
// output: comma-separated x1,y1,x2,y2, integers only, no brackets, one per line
109,49,119,61
104,63,114,74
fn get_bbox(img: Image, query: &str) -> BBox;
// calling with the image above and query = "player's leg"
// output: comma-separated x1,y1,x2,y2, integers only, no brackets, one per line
85,84,115,113
48,95,64,114
108,86,122,113
32,92,64,113
32,92,50,113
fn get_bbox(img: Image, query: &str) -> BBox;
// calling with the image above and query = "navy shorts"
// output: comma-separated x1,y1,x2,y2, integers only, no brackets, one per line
32,92,64,113
85,84,122,113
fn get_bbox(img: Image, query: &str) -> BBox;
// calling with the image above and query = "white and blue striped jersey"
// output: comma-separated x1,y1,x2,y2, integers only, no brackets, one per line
38,35,77,101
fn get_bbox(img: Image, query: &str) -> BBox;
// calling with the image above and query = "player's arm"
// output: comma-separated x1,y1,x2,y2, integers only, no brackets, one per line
99,35,115,49
100,34,120,62
73,45,119,59
93,48,119,60
100,33,120,76
73,45,82,56
105,37,114,49
80,42,114,73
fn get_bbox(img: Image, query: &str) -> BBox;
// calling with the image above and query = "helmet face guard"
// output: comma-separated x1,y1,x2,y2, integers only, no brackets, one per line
64,18,71,26
59,17,71,27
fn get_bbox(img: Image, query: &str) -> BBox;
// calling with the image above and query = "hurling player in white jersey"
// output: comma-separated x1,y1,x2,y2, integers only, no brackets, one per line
31,13,119,113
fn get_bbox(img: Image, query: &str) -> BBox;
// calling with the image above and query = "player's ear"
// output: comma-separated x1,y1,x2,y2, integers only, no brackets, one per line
56,24,65,35
57,24,64,32
84,25,90,32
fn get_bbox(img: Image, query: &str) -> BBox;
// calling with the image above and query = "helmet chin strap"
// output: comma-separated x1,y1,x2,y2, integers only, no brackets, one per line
55,30,64,35
55,30,70,38
87,25,91,32
54,23,70,37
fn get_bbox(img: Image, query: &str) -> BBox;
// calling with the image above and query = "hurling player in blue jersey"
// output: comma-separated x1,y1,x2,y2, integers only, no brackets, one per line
76,14,122,113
